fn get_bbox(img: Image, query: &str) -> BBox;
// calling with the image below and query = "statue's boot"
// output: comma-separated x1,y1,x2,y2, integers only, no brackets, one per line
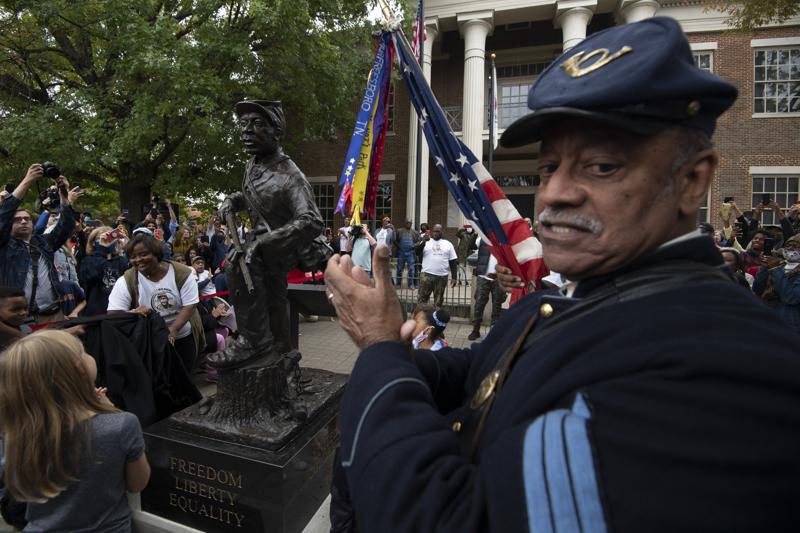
206,335,275,370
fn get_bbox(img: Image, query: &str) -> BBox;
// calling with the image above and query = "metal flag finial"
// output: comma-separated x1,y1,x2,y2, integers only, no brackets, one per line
377,0,403,31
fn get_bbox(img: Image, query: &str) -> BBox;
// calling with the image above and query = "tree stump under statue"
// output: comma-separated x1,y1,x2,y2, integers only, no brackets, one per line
168,350,346,450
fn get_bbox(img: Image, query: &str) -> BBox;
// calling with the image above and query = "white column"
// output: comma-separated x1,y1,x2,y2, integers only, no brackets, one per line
555,1,596,51
454,10,493,228
618,0,660,23
406,18,439,227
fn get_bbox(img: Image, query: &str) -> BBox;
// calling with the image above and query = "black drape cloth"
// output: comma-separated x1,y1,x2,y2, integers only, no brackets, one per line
57,313,202,425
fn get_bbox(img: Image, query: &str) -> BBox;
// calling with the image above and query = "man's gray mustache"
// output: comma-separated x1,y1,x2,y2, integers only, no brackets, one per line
538,208,604,234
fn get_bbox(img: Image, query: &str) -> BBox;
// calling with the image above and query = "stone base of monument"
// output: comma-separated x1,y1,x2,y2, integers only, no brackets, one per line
140,367,347,533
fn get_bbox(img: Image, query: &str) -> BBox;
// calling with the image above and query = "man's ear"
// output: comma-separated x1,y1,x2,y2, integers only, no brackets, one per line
676,148,717,218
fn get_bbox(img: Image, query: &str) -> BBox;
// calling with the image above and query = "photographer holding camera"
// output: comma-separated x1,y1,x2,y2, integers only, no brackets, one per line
0,163,83,324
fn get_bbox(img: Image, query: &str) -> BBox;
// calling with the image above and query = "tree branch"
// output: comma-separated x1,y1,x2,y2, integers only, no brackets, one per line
71,171,121,192
152,129,188,168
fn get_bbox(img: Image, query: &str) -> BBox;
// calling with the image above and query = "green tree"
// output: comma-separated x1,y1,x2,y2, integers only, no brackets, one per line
704,0,800,31
0,0,374,219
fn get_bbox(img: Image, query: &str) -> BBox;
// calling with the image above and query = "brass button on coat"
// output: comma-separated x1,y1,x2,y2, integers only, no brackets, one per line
452,421,462,432
540,303,554,318
470,370,501,409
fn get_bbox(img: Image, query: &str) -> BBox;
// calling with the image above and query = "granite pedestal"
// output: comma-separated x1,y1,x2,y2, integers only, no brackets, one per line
141,369,346,533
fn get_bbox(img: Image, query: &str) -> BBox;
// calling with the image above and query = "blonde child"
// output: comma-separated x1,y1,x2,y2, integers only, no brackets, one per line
0,330,150,531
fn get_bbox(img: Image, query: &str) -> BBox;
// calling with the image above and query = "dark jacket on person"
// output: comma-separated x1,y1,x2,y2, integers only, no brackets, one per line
753,265,800,334
0,195,76,302
209,232,228,270
475,240,492,277
335,235,800,533
78,250,130,316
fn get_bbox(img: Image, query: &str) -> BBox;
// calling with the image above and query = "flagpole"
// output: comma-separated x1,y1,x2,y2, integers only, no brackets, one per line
488,53,496,176
415,119,423,228
414,1,425,230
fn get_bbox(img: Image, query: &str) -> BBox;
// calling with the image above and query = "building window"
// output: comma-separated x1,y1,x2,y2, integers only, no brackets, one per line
697,191,710,223
312,183,336,230
752,175,800,224
498,81,533,128
374,182,393,222
495,61,551,129
693,51,713,72
754,48,800,114
496,175,540,187
496,62,550,78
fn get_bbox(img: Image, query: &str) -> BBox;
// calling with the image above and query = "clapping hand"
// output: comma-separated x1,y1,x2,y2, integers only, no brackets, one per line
325,245,417,350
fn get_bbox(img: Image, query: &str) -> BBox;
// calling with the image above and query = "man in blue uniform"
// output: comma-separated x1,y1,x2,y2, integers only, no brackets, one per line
324,17,800,533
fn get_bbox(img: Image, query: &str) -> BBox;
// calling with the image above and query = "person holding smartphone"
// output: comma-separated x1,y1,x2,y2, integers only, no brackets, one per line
78,226,129,315
754,233,800,334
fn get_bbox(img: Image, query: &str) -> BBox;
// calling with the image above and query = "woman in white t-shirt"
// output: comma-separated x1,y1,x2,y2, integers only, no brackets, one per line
107,233,200,370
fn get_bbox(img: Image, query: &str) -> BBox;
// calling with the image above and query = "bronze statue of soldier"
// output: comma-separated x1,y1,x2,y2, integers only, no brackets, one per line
208,100,331,370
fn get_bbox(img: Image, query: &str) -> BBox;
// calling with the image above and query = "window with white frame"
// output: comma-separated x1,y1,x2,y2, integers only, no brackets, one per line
312,183,336,230
752,175,800,224
693,51,713,72
754,47,800,114
374,182,393,222
495,61,551,129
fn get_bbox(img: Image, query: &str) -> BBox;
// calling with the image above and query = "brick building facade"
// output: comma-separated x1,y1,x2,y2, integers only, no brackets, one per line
293,1,800,235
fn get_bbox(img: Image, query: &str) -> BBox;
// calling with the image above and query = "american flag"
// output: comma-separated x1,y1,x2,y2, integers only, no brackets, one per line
411,0,426,61
392,31,548,298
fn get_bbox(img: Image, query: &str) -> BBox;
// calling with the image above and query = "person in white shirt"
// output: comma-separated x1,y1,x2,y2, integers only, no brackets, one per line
374,217,394,255
191,256,217,296
416,224,457,308
107,233,200,370
338,218,352,255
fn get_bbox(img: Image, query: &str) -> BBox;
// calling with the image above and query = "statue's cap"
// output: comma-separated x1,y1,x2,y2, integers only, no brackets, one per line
234,100,283,117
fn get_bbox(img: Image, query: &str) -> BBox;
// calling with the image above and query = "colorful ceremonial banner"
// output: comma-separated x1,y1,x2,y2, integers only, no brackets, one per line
335,33,394,224
392,30,548,301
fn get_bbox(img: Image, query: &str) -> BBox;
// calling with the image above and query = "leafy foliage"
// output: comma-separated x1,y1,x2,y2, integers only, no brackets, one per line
703,0,800,31
0,0,375,219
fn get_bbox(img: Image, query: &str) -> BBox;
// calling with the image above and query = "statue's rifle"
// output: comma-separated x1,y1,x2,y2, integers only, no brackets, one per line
226,213,255,293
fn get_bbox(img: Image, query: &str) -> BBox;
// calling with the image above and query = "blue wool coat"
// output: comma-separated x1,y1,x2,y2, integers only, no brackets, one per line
337,236,800,533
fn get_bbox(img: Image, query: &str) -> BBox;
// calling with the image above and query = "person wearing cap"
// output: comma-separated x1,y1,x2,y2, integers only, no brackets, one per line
210,100,330,369
455,223,478,285
323,17,800,532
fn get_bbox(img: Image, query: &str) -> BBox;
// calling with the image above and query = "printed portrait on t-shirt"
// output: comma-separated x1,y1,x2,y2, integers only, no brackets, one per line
102,266,118,291
151,288,179,314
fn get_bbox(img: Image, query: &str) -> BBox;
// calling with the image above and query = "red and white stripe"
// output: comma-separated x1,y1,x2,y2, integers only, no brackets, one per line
471,162,549,299
411,1,426,61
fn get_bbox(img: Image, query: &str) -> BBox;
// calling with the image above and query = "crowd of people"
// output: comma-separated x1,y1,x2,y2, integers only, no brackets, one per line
0,164,250,529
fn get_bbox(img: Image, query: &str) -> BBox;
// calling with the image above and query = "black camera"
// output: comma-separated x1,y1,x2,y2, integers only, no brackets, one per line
41,161,61,179
350,224,364,238
39,186,60,209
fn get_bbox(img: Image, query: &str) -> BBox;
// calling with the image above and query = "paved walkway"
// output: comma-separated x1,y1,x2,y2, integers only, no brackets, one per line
298,315,490,375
